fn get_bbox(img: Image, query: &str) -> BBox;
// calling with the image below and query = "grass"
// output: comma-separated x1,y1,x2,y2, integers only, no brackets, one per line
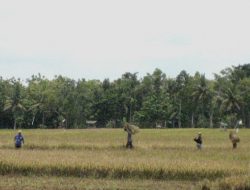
0,175,198,190
0,128,249,189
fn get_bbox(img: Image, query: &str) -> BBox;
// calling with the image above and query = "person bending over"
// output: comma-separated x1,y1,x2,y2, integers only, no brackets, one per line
194,132,202,150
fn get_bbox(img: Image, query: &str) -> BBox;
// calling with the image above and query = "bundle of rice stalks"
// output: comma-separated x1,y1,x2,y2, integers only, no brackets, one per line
229,131,240,143
124,123,140,134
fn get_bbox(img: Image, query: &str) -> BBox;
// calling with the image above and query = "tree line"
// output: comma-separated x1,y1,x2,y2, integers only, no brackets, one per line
1,64,250,129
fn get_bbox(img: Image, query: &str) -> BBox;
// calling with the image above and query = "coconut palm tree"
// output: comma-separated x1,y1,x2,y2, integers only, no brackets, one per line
192,75,211,104
220,87,241,116
4,82,26,130
192,75,213,127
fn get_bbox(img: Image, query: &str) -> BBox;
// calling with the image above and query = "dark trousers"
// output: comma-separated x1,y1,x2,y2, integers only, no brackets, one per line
233,142,237,149
15,144,21,148
126,141,133,149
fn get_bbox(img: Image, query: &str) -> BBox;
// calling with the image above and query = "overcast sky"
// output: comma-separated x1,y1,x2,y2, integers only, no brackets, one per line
0,0,250,81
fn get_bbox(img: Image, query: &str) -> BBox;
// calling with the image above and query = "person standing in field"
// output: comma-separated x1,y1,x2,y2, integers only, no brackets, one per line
229,131,240,149
193,132,202,150
124,123,133,149
14,130,24,148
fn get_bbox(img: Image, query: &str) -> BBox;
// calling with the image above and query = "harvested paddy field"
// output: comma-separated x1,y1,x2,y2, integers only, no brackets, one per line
0,128,249,189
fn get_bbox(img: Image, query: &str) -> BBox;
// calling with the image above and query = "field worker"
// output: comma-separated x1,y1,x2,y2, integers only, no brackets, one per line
193,132,202,150
14,130,24,148
229,131,240,149
124,123,133,149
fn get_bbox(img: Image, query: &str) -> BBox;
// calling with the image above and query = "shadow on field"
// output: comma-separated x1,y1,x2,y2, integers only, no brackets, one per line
0,161,232,181
0,144,239,152
0,144,126,151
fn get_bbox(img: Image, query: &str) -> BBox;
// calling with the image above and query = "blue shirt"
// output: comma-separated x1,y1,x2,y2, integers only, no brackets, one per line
15,134,24,146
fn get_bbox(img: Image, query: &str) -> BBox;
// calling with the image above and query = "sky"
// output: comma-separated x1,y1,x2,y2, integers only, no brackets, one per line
0,0,250,81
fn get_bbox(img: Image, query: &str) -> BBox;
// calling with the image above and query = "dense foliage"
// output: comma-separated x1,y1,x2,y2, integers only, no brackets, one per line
1,64,250,129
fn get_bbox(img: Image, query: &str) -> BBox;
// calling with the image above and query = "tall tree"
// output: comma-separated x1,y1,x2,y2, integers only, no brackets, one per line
4,80,26,130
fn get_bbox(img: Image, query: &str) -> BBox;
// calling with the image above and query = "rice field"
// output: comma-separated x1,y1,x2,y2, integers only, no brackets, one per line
0,128,250,190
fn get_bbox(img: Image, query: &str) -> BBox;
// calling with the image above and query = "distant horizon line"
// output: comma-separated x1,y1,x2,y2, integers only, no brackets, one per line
1,64,243,83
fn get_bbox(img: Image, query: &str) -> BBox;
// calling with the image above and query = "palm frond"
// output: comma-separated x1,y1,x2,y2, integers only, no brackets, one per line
3,104,12,111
